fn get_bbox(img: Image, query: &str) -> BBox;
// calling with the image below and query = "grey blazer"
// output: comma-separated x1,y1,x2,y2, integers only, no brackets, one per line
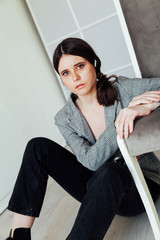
54,76,160,185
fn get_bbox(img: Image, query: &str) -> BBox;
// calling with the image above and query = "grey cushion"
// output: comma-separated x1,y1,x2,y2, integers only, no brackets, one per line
119,0,160,78
125,108,160,156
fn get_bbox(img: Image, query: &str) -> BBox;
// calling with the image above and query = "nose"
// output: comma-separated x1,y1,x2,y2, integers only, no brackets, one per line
72,72,79,81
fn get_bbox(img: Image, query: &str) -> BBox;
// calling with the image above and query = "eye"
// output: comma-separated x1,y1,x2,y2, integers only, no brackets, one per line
77,64,84,70
62,71,69,76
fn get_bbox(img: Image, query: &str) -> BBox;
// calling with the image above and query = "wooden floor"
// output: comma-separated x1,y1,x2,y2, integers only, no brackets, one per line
1,151,160,240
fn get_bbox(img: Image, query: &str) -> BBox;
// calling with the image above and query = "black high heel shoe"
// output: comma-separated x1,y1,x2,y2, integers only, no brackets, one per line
6,228,31,240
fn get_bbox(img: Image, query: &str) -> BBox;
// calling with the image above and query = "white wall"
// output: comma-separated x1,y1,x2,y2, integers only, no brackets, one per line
0,0,66,213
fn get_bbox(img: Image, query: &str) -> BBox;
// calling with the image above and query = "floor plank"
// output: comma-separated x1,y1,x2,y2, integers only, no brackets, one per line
1,150,160,240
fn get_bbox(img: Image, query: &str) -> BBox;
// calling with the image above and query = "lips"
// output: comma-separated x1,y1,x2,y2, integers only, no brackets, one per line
76,84,85,89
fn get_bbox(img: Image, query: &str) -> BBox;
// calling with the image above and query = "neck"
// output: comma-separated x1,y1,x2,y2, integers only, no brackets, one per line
76,92,100,110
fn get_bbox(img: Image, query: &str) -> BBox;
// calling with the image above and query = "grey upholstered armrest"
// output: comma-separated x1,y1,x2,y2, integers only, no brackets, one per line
125,108,160,156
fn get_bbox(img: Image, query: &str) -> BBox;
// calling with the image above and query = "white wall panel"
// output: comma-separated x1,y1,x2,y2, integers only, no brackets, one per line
27,0,77,43
83,16,131,73
70,0,116,27
111,65,136,78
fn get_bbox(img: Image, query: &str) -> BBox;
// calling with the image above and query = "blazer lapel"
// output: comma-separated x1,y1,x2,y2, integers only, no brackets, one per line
68,97,96,144
68,97,122,144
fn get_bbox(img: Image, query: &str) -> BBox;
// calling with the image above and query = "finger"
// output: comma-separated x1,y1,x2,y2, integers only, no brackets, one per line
125,119,134,139
116,110,127,139
134,92,160,100
129,95,160,107
123,116,134,138
124,121,129,139
135,94,160,101
141,93,160,100
147,91,160,94
144,95,160,101
123,109,137,138
140,91,160,95
117,109,126,138
129,99,153,107
129,119,134,134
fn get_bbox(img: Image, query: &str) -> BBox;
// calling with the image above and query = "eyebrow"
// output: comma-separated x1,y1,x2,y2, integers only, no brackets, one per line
60,61,85,75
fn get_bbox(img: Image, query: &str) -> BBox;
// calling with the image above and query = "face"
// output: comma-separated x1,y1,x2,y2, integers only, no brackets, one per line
58,54,97,96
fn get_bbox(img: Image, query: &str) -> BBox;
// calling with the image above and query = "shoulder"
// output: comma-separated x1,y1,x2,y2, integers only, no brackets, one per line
113,75,133,95
115,75,160,87
115,75,160,93
113,75,142,106
115,75,142,88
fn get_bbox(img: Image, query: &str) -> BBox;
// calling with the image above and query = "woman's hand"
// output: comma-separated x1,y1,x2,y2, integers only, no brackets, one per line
115,91,160,139
115,105,151,139
128,91,160,107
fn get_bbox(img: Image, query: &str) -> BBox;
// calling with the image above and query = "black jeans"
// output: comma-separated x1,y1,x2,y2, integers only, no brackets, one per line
8,137,160,240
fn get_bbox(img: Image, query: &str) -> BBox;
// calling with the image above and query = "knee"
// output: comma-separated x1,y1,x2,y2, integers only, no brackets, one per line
27,137,47,147
23,137,54,163
26,137,54,151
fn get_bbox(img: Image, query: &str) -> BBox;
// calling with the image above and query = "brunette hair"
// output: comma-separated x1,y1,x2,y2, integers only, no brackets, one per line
53,37,119,106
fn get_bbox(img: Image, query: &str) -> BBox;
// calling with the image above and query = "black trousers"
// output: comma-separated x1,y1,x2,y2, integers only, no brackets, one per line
8,137,160,240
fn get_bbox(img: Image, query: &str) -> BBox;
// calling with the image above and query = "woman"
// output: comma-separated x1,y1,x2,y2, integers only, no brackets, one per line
6,38,160,240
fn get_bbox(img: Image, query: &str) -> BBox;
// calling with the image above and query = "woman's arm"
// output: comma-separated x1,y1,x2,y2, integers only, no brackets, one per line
55,121,118,171
117,76,160,98
128,91,160,107
115,101,160,139
114,77,160,138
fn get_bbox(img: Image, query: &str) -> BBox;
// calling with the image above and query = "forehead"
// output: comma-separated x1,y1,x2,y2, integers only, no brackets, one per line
58,54,87,72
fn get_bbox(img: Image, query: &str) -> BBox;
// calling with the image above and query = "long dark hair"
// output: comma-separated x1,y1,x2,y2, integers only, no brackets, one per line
53,37,119,106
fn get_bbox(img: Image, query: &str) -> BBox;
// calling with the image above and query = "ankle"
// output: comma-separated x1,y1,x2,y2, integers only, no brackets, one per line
7,228,31,240
10,229,14,238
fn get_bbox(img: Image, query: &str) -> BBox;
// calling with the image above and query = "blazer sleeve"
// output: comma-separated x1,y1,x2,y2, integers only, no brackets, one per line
54,77,160,171
117,76,160,100
54,116,118,171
